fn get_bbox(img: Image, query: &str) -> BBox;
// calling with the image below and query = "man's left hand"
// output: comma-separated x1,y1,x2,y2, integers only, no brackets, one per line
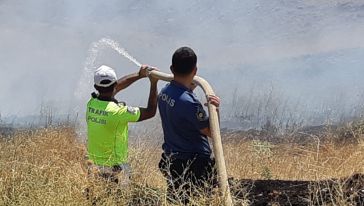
190,82,198,91
148,68,159,84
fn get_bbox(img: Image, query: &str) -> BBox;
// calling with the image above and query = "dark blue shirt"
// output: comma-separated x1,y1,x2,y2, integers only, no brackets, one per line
158,81,211,159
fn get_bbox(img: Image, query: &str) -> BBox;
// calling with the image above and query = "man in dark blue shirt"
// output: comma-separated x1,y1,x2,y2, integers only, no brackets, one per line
158,47,220,204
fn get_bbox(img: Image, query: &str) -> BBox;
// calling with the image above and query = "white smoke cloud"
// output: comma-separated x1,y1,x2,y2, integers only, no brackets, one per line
0,0,363,127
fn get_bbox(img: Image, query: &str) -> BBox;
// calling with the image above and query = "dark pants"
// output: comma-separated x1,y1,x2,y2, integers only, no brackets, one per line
158,153,217,204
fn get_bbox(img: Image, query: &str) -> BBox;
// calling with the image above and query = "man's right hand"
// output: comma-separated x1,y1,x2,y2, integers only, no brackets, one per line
206,95,220,108
138,65,150,78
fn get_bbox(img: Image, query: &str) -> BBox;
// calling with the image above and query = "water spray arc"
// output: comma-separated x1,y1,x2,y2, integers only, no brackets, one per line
97,38,142,68
105,39,233,206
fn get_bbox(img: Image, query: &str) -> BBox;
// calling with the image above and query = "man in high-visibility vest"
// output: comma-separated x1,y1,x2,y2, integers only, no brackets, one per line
158,47,220,203
86,64,158,183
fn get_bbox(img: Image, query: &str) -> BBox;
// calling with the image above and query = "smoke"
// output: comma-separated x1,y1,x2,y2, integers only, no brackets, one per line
1,0,364,127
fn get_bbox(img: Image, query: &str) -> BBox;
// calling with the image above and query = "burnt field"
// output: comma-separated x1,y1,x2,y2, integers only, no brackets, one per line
230,174,364,205
0,126,15,137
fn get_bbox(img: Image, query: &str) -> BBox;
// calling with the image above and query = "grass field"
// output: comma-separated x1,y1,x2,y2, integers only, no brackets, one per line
1,126,364,205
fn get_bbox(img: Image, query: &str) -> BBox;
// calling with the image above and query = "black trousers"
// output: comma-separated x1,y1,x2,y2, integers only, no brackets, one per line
158,153,217,204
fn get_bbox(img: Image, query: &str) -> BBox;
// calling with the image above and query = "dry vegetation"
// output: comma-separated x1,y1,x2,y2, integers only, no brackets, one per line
1,126,364,205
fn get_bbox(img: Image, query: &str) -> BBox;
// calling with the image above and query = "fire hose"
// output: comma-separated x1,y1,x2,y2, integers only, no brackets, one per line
147,70,233,206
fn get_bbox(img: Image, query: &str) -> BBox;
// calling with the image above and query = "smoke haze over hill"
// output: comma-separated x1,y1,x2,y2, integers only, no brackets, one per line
1,0,364,128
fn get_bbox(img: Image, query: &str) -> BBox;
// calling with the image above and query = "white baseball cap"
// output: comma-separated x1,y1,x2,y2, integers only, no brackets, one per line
94,65,117,87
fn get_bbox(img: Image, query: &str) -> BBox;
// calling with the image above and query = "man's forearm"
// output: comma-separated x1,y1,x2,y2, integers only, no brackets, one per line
146,82,158,114
114,72,142,94
138,82,158,121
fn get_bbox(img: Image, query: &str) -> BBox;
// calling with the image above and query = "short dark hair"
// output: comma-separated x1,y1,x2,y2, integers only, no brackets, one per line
94,80,116,94
171,47,197,76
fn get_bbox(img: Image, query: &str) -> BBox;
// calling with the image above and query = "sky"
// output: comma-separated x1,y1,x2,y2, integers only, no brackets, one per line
1,0,364,127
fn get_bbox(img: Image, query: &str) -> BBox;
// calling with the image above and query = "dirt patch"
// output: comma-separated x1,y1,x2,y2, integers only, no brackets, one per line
230,174,364,205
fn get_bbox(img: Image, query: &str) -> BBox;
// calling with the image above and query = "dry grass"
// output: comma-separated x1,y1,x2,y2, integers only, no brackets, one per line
1,127,364,205
224,139,364,181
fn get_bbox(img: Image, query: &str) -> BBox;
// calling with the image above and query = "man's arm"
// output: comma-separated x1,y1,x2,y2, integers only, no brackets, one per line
138,75,159,122
113,65,150,95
